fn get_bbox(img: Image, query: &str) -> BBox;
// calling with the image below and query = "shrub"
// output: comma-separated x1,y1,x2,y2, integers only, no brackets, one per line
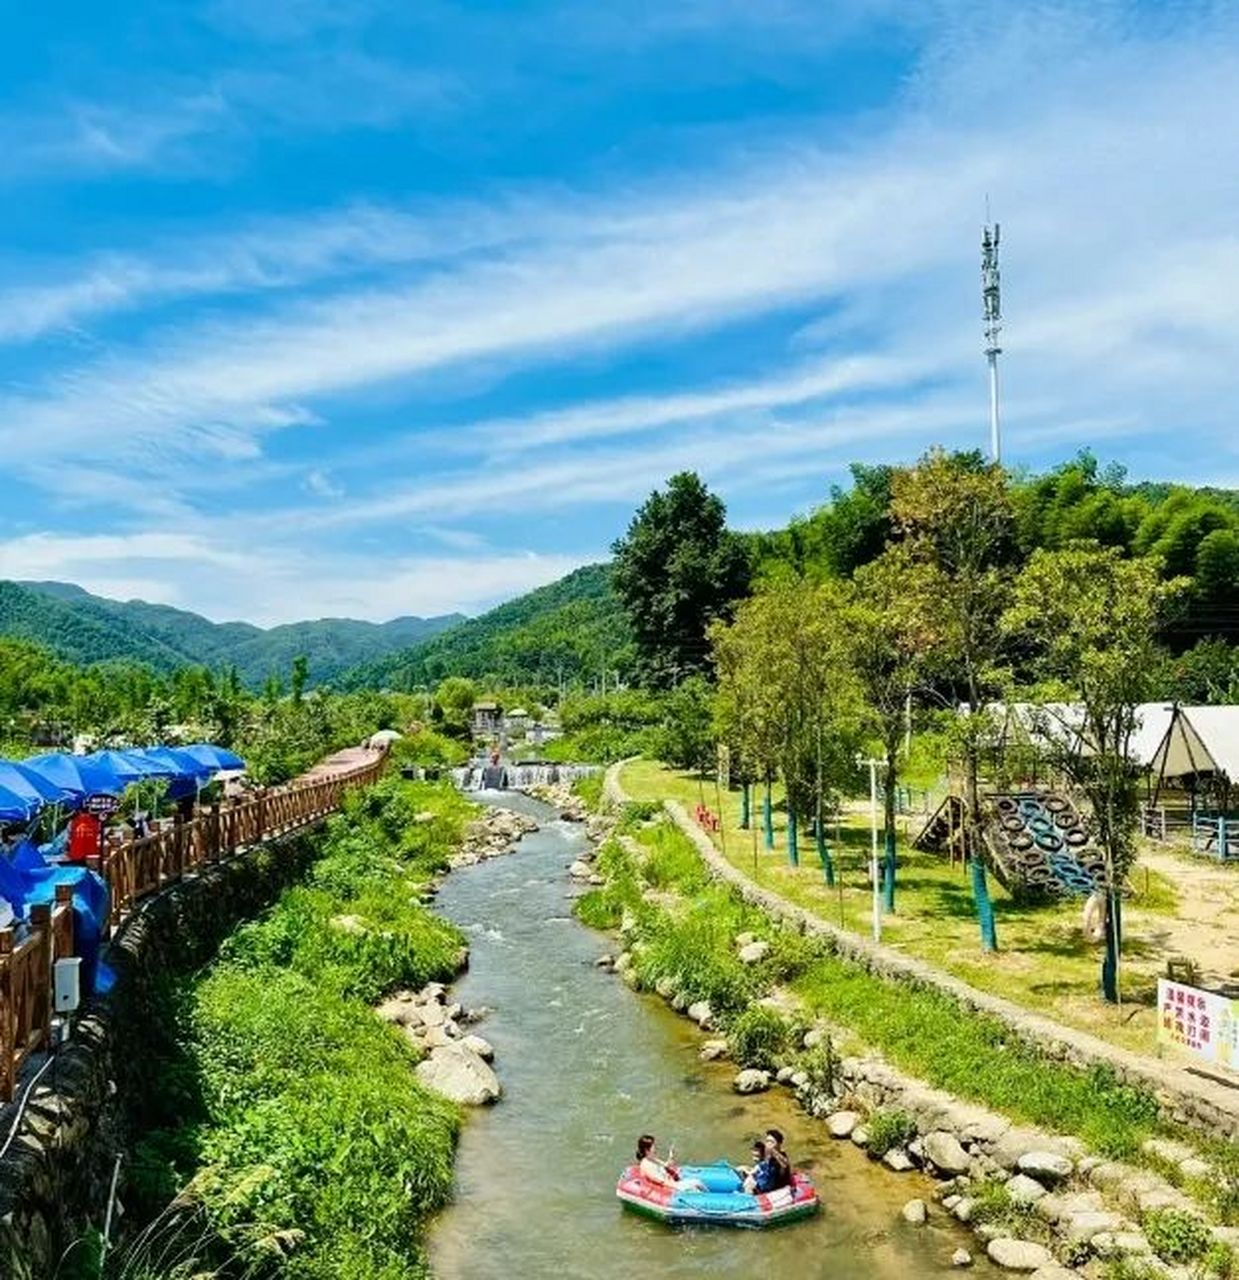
1144,1209,1212,1264
865,1109,918,1157
727,1006,795,1070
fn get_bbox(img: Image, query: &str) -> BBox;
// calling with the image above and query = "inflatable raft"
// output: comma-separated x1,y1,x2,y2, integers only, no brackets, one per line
616,1160,819,1228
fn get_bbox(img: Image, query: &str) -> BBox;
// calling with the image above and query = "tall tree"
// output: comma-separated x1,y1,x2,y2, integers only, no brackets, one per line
1004,545,1187,1002
889,448,1016,949
612,472,750,688
846,545,930,907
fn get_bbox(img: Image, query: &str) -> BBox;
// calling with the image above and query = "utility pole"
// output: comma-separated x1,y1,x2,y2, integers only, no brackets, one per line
981,219,1003,464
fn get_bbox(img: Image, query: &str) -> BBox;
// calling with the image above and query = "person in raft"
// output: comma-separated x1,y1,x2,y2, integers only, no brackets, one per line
636,1135,705,1191
743,1129,792,1194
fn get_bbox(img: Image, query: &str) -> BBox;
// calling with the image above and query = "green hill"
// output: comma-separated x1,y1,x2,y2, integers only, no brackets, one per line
345,563,633,690
0,580,462,687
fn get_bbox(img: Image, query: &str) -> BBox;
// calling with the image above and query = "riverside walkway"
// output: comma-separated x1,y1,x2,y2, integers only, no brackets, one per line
605,761,1239,1141
0,744,386,1102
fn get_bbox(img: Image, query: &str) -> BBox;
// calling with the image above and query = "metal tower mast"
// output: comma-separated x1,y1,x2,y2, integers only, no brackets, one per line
981,221,1002,464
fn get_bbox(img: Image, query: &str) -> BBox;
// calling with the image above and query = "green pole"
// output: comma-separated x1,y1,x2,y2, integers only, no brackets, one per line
883,827,896,912
817,825,834,886
787,809,799,867
1101,890,1121,1003
763,779,774,850
970,858,998,952
740,782,750,830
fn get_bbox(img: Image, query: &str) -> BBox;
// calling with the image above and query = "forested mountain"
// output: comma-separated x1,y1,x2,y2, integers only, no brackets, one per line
346,563,633,690
0,580,462,687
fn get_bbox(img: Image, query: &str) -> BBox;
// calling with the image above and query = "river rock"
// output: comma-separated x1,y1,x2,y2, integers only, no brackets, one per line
595,955,614,969
952,1197,975,1223
687,1001,714,1029
851,1125,870,1148
415,1043,501,1105
655,976,677,999
420,1024,458,1049
375,994,421,1026
803,1027,827,1049
568,860,593,880
1006,1175,1048,1205
952,1249,972,1267
776,1066,795,1085
700,1039,728,1061
923,1131,971,1176
901,1198,928,1225
828,1111,860,1138
1028,1269,1078,1280
462,1034,495,1061
735,932,756,948
985,1239,1053,1271
1062,1210,1122,1243
734,1069,771,1095
1017,1151,1074,1185
884,1148,915,1172
738,940,771,964
418,1001,447,1028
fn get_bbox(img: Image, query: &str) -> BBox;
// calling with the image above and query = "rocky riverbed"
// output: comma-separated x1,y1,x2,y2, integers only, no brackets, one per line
449,806,539,868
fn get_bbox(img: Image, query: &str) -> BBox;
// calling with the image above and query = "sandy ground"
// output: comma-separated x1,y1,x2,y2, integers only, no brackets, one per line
1134,842,1239,989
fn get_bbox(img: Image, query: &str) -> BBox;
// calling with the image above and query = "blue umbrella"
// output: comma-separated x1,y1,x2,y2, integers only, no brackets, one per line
0,781,36,824
86,749,163,785
132,746,213,782
24,753,125,800
181,743,246,772
0,760,67,809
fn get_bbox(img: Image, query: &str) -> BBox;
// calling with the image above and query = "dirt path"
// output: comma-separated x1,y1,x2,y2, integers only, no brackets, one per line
1135,843,1239,988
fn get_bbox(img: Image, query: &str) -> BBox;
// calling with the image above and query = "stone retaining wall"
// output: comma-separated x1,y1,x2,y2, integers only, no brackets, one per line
603,762,1239,1141
0,830,320,1280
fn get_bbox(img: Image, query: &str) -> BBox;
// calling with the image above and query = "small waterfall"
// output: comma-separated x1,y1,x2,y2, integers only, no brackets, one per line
448,763,598,792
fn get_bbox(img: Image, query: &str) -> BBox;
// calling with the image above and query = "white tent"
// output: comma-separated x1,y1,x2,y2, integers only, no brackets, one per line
1147,705,1239,787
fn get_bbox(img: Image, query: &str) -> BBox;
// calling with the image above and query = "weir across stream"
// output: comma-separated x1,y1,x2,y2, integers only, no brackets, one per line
427,791,998,1280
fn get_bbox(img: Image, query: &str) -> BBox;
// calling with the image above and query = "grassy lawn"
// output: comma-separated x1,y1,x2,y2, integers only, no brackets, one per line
620,759,1184,1056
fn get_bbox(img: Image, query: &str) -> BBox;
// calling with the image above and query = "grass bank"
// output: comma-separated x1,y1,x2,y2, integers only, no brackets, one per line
619,759,1184,1055
113,776,475,1280
576,802,1236,1227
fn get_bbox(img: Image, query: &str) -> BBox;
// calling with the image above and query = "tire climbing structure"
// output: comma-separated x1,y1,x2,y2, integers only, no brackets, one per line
915,788,1105,899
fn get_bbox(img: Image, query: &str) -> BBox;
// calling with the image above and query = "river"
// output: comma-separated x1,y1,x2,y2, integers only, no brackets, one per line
428,793,999,1280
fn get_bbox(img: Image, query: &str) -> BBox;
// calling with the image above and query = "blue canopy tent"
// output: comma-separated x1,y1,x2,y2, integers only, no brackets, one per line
180,743,246,772
23,753,126,801
0,781,36,825
131,746,214,782
0,760,76,808
85,749,166,785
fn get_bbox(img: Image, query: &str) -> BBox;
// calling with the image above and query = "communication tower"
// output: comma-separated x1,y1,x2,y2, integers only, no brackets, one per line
981,221,1003,463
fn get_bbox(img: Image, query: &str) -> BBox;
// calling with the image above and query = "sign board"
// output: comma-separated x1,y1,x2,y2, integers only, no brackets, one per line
1156,978,1239,1071
83,793,119,816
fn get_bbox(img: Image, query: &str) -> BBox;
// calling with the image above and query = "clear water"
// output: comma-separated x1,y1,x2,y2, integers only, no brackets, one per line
428,794,998,1280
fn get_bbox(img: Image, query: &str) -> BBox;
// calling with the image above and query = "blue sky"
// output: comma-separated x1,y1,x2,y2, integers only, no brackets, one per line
2,1,1238,624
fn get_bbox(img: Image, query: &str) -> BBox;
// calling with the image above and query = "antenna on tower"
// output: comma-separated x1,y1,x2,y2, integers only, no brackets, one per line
981,215,1003,464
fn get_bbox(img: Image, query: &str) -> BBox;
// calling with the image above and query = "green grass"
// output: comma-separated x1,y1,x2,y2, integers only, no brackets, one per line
620,759,1184,1055
122,777,474,1280
581,804,1199,1174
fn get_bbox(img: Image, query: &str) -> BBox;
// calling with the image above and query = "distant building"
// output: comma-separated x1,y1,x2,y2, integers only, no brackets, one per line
504,707,530,735
470,700,503,738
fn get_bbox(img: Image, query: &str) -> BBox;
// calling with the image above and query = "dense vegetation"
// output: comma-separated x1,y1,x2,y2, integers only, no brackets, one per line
115,776,472,1280
347,563,633,691
0,579,460,687
0,635,416,784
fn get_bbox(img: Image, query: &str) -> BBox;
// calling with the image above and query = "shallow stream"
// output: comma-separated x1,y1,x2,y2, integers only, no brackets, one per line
428,793,998,1280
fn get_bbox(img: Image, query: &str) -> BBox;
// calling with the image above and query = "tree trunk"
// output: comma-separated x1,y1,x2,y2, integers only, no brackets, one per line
740,782,750,829
787,809,799,867
763,777,774,850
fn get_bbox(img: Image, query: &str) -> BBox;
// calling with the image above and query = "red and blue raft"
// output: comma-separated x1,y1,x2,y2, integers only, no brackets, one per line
617,1161,819,1228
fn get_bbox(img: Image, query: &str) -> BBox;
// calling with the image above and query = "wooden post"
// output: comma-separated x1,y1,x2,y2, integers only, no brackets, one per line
0,928,14,1101
29,904,52,1047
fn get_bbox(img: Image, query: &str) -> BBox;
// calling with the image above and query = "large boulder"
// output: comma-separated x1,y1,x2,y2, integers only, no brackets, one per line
1005,1174,1048,1205
922,1131,972,1177
687,1001,714,1029
733,1069,771,1095
415,1043,501,1105
738,940,771,964
462,1034,495,1062
699,1039,729,1061
985,1239,1053,1272
901,1199,928,1225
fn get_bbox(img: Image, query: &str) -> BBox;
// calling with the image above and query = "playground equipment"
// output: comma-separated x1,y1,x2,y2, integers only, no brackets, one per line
915,787,1105,900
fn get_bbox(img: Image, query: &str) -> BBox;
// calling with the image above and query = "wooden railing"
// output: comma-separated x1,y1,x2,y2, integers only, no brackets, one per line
0,884,75,1101
0,749,387,1101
